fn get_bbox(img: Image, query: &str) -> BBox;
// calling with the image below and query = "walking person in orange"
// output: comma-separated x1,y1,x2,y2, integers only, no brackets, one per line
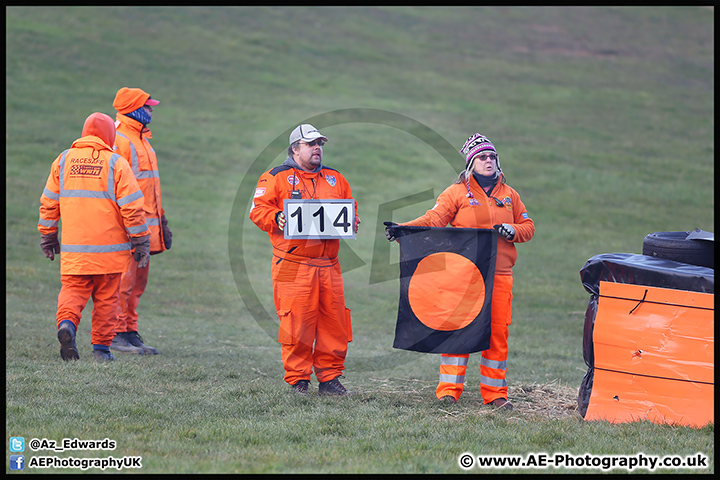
110,87,172,355
385,133,534,409
249,124,360,396
38,112,150,361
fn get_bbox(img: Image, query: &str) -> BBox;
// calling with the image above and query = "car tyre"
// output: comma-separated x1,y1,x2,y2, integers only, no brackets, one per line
642,230,713,269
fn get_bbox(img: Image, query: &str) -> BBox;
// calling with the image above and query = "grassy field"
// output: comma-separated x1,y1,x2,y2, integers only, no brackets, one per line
6,6,714,474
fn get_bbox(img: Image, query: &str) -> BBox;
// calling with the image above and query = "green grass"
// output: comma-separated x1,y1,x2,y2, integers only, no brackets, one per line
6,6,714,474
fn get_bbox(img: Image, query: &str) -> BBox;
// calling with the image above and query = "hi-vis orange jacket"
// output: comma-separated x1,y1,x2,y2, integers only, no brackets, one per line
402,173,534,275
38,112,150,275
114,114,166,254
249,160,357,260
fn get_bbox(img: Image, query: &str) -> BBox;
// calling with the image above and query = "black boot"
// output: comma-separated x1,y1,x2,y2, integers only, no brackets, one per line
110,332,143,354
318,377,355,396
57,321,79,361
291,380,310,396
124,331,159,355
92,347,115,361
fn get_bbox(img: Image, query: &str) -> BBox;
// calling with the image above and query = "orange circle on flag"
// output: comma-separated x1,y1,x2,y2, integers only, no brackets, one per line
408,252,486,331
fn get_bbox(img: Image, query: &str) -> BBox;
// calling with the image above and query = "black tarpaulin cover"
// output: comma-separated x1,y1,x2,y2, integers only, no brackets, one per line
581,253,714,297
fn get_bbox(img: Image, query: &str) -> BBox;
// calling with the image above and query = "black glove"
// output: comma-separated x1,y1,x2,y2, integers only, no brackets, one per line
161,214,172,250
40,232,61,261
493,223,515,240
131,235,150,268
383,221,399,242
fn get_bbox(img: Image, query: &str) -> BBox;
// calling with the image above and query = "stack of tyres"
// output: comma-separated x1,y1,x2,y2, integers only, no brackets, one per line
578,241,714,428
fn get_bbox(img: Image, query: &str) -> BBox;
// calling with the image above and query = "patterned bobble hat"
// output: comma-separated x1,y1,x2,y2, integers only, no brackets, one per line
459,133,497,164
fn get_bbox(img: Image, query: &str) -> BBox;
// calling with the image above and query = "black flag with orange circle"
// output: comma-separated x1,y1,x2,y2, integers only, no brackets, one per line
392,226,497,354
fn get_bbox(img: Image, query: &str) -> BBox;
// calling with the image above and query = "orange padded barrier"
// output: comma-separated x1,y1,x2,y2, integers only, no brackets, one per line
584,281,714,427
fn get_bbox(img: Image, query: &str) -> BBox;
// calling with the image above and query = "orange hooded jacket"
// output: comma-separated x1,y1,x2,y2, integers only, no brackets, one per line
38,112,150,275
402,173,534,275
113,87,166,254
249,160,357,261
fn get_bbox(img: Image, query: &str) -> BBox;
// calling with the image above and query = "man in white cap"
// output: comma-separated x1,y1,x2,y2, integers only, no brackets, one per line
249,124,360,396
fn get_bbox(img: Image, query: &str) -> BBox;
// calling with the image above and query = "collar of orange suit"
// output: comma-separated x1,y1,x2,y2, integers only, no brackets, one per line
282,156,322,173
117,113,152,138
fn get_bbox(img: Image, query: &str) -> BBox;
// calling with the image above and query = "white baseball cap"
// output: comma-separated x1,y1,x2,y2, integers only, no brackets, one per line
289,124,328,145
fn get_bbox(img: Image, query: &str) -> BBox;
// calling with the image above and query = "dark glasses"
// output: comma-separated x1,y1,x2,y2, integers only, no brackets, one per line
475,153,497,161
303,139,326,147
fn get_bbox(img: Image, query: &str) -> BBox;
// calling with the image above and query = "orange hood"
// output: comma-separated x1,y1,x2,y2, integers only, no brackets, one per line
81,112,116,148
113,87,157,114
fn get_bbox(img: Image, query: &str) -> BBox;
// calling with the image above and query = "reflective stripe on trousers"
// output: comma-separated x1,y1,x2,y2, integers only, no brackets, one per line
435,274,513,404
436,353,469,400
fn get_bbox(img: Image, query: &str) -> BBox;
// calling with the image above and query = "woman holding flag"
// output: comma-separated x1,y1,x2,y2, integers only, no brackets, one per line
385,133,534,409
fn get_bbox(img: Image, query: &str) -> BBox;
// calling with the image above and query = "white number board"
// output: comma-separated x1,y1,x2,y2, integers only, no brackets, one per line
283,199,355,240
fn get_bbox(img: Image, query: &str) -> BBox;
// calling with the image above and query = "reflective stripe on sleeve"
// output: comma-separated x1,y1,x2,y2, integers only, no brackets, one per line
38,217,58,228
43,187,60,201
117,189,144,206
126,222,150,235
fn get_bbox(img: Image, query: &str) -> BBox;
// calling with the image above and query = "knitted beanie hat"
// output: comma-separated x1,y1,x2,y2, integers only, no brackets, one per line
458,133,504,200
459,133,496,164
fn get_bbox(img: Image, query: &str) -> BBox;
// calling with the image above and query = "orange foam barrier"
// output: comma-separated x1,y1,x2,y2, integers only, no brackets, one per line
583,281,714,427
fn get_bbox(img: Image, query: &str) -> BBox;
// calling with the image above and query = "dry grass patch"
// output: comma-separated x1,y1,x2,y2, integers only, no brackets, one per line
366,377,582,420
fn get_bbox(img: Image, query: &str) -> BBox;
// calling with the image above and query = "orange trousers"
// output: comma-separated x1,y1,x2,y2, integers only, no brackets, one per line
271,251,352,385
116,258,150,333
56,273,122,346
436,274,513,404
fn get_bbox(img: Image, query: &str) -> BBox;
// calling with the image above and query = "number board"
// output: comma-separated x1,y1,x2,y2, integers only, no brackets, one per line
283,199,355,240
